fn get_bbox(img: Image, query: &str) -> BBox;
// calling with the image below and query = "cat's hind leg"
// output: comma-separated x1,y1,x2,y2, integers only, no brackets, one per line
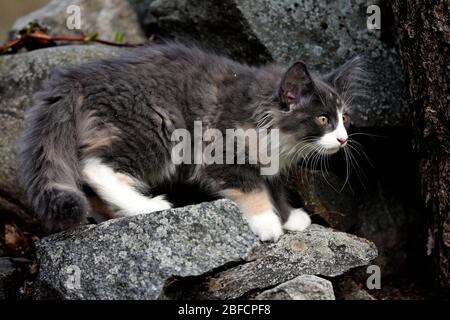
82,157,172,217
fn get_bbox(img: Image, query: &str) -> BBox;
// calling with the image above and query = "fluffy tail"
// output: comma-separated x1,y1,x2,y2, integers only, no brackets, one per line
19,76,89,233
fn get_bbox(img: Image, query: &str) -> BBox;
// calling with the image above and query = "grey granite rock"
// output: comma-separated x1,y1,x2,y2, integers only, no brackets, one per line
255,275,335,300
35,198,377,300
0,45,122,212
163,224,377,299
10,0,146,43
147,0,407,128
34,200,260,299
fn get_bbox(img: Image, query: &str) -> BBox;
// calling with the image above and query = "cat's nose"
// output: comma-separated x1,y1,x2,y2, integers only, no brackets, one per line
337,137,347,145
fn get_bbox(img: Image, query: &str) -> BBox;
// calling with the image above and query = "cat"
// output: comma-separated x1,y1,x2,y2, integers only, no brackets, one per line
19,42,365,241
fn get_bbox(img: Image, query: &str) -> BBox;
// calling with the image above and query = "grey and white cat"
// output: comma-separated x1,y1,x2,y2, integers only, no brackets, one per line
19,43,365,241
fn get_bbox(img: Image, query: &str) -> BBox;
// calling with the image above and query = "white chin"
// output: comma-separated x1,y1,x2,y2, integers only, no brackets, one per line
320,146,340,155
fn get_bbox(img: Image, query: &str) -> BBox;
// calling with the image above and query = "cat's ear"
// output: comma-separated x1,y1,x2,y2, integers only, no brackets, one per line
278,61,312,110
325,56,367,94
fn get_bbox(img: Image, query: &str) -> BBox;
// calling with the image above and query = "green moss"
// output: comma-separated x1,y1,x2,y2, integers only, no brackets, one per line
63,52,77,61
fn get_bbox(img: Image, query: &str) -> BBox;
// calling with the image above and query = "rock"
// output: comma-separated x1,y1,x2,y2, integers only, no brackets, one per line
163,224,377,299
333,276,376,300
146,0,407,128
35,199,377,300
148,0,272,65
0,257,31,299
10,0,146,43
255,275,335,300
4,221,35,257
128,0,158,34
0,45,123,217
34,200,259,299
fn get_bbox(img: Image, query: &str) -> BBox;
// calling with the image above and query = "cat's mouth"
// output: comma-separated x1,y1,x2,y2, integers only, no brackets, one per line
316,135,348,155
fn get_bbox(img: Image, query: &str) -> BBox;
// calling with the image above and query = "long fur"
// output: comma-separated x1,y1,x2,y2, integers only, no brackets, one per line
19,42,366,233
19,75,89,231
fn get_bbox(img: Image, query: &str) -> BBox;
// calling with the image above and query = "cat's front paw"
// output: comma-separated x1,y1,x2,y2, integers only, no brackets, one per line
117,195,173,217
244,210,283,242
150,195,173,211
283,208,311,232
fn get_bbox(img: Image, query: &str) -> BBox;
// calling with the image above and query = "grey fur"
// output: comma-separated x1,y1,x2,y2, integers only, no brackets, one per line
19,42,365,232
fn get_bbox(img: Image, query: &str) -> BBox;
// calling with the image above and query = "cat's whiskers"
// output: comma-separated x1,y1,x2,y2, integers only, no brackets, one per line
349,132,384,139
287,138,318,175
311,149,323,187
317,147,339,192
346,143,369,186
283,142,301,174
256,112,274,129
341,146,352,192
339,139,370,192
278,137,314,175
348,140,373,168
300,143,323,187
293,138,317,172
281,142,303,175
311,147,328,188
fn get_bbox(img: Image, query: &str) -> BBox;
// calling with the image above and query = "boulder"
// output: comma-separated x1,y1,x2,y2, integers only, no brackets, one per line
332,276,376,300
169,224,377,299
146,0,407,128
36,199,377,299
0,45,123,217
34,200,259,299
10,0,146,43
255,275,335,300
34,200,377,300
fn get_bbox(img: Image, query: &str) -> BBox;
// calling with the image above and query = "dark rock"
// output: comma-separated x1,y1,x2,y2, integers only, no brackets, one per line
333,276,376,300
145,0,407,128
148,0,273,64
255,275,335,300
0,257,31,299
128,0,158,34
292,140,424,277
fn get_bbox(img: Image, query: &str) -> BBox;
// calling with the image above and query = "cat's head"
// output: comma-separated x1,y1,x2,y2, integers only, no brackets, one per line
266,57,367,157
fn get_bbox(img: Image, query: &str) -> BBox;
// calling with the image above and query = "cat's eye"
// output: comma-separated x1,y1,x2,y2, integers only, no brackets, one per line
316,115,329,126
342,113,350,126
